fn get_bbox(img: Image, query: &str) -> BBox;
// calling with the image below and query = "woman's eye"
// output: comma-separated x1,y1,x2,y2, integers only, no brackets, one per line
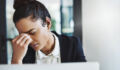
29,32,35,35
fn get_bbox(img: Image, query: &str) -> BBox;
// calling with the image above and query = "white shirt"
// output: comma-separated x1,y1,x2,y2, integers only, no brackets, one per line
35,34,61,64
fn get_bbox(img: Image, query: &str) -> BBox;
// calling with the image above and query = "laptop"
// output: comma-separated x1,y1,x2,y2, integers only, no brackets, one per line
0,62,99,70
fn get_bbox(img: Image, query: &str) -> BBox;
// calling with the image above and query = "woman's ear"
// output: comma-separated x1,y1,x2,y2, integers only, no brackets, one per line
45,17,51,31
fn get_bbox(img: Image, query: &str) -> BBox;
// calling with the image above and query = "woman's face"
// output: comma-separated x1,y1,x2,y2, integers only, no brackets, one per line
15,17,51,51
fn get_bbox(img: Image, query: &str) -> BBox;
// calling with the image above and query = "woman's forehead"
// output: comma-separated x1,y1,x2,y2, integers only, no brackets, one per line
16,17,42,33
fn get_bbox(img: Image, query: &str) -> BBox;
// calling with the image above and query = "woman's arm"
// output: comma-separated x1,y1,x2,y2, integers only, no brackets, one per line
11,34,32,64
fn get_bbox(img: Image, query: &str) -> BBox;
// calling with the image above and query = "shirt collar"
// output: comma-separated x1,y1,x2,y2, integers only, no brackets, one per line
36,33,60,59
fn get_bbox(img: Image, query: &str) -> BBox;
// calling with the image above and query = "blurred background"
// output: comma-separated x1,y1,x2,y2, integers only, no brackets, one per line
0,0,120,70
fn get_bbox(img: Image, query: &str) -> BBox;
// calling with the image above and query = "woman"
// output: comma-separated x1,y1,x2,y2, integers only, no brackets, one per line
11,0,86,64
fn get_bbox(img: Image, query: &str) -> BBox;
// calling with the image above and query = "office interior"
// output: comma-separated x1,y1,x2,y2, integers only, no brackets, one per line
0,0,120,70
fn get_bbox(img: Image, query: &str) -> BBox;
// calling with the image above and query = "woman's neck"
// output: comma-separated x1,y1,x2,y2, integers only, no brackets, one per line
41,32,55,55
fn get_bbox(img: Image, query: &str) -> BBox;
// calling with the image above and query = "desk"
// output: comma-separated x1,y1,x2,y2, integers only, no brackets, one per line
0,62,99,70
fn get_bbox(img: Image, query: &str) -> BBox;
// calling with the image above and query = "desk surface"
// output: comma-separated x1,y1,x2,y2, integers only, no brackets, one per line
0,62,99,70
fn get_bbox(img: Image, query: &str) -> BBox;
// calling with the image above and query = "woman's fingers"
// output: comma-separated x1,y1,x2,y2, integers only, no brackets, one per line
11,33,32,64
12,35,19,43
12,34,26,43
19,35,30,47
16,35,26,45
24,37,32,47
12,34,32,47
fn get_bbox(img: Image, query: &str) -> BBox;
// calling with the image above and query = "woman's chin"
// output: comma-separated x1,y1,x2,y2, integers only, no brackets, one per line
32,46,43,51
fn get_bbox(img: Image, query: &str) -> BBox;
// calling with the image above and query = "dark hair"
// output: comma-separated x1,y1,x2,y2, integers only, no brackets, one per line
13,0,51,25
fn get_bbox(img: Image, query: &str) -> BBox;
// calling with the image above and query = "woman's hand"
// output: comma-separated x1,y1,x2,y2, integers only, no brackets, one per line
11,34,32,64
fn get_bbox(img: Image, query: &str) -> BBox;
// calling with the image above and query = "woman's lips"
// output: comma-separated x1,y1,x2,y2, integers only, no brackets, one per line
32,43,39,47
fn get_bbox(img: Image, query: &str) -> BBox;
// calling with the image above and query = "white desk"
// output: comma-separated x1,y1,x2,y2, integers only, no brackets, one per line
0,62,99,70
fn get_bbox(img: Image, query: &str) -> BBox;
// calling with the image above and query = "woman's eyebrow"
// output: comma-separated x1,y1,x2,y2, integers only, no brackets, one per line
24,28,35,33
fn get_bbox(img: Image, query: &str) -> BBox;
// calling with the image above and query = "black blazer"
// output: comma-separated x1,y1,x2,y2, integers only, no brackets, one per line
23,32,86,63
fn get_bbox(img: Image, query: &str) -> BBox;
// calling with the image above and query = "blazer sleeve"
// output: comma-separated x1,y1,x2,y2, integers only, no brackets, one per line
52,31,86,62
75,37,86,62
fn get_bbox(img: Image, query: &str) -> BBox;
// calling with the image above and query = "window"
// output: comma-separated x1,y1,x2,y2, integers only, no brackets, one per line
61,0,74,36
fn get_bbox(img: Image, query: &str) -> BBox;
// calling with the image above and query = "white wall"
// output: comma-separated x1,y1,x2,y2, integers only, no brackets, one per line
82,0,120,70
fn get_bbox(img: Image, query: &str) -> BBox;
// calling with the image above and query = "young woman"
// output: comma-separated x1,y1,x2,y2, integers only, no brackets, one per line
11,0,86,64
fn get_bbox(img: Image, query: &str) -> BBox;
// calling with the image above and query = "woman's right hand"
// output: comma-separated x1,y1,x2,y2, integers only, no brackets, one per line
11,34,32,64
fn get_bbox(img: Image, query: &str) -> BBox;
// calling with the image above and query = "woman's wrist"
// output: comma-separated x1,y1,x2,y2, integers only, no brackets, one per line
11,59,22,64
11,56,22,64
